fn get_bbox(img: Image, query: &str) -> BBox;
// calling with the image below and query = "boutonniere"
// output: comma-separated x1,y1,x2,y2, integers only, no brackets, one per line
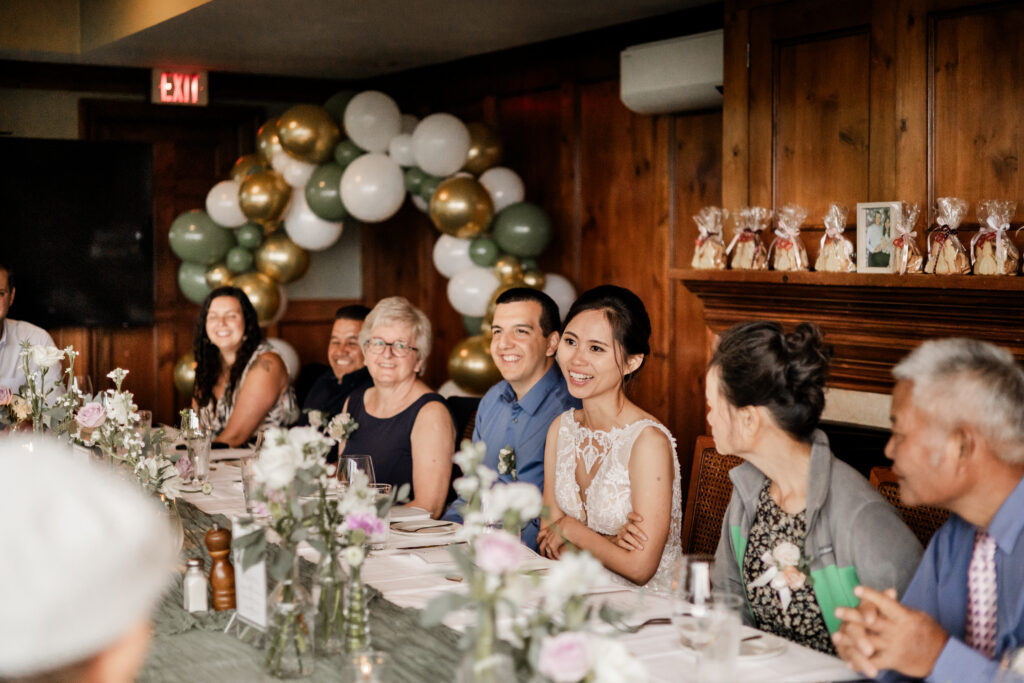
497,445,517,480
305,409,324,429
326,411,359,441
747,541,813,611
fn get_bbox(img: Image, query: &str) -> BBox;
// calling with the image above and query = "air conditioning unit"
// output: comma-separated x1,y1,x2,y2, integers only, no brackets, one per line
620,29,724,114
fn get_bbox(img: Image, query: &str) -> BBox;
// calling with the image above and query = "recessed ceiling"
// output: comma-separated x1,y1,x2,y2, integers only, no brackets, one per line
0,0,711,80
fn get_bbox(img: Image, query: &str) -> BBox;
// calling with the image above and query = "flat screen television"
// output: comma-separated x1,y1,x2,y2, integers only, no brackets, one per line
0,138,154,329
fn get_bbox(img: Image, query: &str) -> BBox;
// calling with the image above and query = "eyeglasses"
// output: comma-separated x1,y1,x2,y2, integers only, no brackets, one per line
364,337,418,357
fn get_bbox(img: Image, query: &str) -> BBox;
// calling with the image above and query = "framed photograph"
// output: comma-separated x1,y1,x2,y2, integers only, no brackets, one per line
856,202,901,273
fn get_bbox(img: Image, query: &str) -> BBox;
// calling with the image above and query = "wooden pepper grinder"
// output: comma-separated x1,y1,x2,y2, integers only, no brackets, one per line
204,523,236,611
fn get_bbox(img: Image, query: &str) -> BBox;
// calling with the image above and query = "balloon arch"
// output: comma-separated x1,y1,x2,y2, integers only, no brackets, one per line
169,90,577,397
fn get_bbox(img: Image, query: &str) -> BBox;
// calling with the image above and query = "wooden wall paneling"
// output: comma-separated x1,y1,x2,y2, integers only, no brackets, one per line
894,0,929,209
722,3,750,212
931,4,1024,224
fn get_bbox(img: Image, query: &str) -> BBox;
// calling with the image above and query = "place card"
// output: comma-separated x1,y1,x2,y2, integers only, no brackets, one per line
230,516,267,630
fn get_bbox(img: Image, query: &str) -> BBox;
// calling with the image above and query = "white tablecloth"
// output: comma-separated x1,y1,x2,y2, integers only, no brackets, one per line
182,466,861,682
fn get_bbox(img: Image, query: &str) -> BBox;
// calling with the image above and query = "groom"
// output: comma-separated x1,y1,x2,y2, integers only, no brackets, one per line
443,287,579,550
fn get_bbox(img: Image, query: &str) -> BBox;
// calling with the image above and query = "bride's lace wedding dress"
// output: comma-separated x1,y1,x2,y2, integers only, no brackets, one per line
553,409,682,592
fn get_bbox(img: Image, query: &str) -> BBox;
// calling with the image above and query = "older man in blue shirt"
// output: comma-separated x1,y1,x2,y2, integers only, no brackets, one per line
833,338,1024,682
443,287,579,550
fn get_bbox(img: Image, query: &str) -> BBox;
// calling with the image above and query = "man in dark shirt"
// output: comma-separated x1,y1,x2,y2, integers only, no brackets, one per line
297,305,372,436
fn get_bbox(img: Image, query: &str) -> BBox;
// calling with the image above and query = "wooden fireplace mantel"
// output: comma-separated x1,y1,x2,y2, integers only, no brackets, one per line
673,268,1024,393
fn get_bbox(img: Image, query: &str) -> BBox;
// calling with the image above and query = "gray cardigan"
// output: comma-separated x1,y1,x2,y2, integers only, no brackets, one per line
711,430,923,633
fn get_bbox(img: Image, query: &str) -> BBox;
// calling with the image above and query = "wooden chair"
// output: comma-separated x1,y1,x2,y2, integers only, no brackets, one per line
681,435,745,555
869,466,951,547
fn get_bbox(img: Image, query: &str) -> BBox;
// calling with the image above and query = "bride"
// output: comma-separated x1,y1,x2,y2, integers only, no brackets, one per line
537,285,681,591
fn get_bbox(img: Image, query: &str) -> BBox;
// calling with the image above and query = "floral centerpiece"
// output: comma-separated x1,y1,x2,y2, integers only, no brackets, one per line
2,342,82,433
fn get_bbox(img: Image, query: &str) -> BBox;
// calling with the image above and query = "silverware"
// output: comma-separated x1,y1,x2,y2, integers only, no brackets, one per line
632,617,672,629
741,634,763,642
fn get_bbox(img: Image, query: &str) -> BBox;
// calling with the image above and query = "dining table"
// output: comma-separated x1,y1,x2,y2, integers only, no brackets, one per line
145,458,866,682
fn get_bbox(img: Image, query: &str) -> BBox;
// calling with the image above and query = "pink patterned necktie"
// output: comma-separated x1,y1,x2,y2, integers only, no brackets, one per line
965,529,998,657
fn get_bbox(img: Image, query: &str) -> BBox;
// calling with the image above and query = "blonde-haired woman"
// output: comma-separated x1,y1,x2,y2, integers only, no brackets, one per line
339,297,455,518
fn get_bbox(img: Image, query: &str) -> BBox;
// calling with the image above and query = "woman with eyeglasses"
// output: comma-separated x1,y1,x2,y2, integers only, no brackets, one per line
338,296,456,518
193,286,298,446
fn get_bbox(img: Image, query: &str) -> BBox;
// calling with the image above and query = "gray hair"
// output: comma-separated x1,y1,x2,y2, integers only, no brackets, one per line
893,338,1024,465
359,296,432,370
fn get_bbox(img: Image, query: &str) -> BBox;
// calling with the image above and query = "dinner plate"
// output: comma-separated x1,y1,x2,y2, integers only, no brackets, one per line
739,633,786,660
390,520,457,535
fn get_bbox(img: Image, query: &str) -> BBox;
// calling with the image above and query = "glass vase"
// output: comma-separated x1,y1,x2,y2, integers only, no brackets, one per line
457,600,515,683
264,554,317,679
342,557,371,653
160,496,184,554
312,545,345,655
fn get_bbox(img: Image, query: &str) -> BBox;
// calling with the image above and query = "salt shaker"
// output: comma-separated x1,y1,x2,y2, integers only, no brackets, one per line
183,558,209,613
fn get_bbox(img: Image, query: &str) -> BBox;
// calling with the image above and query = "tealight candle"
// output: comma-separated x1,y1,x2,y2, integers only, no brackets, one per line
349,652,390,682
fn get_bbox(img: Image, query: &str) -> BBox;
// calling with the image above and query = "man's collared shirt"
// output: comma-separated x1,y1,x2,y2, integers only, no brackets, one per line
886,475,1024,683
0,318,58,392
443,362,580,551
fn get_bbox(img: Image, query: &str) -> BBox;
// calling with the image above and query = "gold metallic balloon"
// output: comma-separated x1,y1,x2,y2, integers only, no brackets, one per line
521,268,545,289
276,105,341,164
493,254,523,285
205,263,234,289
429,176,494,239
232,272,281,326
254,232,310,284
256,118,284,163
173,351,196,396
230,154,266,183
239,170,291,228
463,122,503,175
448,335,503,395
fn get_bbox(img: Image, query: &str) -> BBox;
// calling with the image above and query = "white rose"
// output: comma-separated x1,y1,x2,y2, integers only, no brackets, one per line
286,426,331,461
542,551,609,612
30,345,65,369
104,393,133,426
481,482,542,524
253,443,299,489
772,542,801,567
307,410,323,428
590,638,648,683
453,475,479,499
343,545,365,567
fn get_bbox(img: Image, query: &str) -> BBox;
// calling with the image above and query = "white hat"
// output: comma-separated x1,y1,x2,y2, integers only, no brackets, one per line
0,436,177,677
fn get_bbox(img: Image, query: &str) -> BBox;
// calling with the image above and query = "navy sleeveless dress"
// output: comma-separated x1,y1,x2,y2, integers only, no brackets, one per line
342,385,451,499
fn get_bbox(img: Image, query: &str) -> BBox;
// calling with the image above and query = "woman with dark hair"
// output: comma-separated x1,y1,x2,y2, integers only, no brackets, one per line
707,321,921,654
536,285,681,591
193,286,298,446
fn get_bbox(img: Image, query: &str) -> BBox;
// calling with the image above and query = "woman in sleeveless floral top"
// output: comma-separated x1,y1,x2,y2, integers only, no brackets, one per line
537,286,682,591
193,287,297,446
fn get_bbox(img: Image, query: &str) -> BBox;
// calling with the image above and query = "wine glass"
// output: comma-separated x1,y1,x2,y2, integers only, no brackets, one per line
339,455,376,485
73,374,93,397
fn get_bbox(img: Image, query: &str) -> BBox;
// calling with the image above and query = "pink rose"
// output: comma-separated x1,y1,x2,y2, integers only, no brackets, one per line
75,401,106,429
175,456,194,481
538,632,591,683
0,387,11,406
473,530,523,575
342,511,387,538
782,565,807,590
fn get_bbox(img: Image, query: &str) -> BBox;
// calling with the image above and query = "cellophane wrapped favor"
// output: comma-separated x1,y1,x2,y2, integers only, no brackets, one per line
924,197,971,274
971,200,1019,276
814,203,855,272
727,206,771,270
891,202,924,274
691,206,728,270
769,204,810,271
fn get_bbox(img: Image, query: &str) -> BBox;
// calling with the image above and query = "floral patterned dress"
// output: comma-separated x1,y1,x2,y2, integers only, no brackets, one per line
742,481,834,654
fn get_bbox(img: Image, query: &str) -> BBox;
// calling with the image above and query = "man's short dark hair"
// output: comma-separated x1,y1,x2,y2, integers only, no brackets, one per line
494,287,560,336
335,304,371,321
0,263,13,288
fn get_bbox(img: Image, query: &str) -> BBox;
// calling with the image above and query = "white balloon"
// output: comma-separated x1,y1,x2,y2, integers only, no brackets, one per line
387,133,416,167
282,157,316,188
438,379,474,398
447,266,499,317
400,114,419,135
266,337,299,381
344,90,401,153
432,235,475,278
283,191,344,251
542,273,577,322
271,149,293,173
205,180,246,227
479,167,525,213
412,113,471,177
340,153,405,223
411,194,429,213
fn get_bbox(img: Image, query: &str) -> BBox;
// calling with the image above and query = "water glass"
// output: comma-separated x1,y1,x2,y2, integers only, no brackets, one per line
239,455,258,513
675,592,742,681
368,483,392,551
347,651,390,682
339,454,376,485
187,428,212,485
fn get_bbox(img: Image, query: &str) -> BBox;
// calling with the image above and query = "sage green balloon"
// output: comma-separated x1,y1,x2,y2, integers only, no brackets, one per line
305,162,348,221
178,261,212,304
492,202,552,258
236,222,264,249
462,315,485,336
404,166,427,195
419,173,443,202
520,257,539,271
226,246,254,274
323,90,356,126
469,235,499,266
333,139,364,170
168,210,235,265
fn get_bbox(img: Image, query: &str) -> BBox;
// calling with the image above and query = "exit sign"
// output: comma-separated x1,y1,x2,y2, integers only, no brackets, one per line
151,69,208,106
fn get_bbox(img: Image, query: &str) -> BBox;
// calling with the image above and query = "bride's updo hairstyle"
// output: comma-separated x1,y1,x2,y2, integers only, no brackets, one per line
709,321,831,441
561,285,651,388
